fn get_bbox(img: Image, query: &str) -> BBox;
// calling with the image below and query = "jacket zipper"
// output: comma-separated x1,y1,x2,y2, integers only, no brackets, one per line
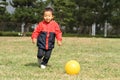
46,24,49,50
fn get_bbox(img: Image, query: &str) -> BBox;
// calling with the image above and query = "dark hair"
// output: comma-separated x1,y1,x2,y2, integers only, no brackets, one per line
43,7,54,15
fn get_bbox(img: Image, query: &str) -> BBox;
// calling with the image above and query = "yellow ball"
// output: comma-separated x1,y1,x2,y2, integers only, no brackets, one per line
65,60,80,75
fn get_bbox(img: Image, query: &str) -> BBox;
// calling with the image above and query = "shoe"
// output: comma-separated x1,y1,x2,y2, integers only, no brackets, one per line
41,64,46,69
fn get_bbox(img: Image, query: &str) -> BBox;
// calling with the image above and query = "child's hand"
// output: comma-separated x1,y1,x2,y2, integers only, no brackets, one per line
57,41,62,46
32,38,37,44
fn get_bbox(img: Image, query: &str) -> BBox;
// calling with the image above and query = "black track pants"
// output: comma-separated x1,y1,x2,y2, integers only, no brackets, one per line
37,48,52,65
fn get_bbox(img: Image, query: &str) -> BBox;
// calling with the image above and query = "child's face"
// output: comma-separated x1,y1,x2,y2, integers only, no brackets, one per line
43,11,54,23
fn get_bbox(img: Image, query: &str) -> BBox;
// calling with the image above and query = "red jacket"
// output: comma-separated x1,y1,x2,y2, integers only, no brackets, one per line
31,20,62,50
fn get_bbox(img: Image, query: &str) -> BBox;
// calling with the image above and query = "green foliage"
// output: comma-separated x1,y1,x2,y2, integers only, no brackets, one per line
0,0,7,13
0,0,10,22
0,13,11,22
12,0,34,7
0,0,120,35
0,31,19,36
0,31,32,36
49,0,76,26
11,7,38,23
11,0,37,23
10,0,48,33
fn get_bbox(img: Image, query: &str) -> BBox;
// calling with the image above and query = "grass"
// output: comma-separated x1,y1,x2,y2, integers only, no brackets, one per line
0,37,120,80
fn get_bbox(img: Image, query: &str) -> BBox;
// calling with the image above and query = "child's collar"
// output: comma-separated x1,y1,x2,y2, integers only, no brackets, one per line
43,20,54,24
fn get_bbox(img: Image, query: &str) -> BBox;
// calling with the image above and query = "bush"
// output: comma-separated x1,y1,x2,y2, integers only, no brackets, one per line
0,31,32,36
0,31,119,38
63,33,92,37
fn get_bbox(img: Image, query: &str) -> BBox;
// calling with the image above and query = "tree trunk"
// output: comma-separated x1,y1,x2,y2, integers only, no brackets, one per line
21,22,25,34
104,21,107,37
92,23,96,36
26,23,32,32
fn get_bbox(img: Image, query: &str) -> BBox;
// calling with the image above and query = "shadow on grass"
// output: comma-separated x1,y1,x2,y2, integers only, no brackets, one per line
24,62,52,68
24,62,38,67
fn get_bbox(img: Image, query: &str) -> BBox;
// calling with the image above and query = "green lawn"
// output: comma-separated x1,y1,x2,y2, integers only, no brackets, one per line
0,37,120,80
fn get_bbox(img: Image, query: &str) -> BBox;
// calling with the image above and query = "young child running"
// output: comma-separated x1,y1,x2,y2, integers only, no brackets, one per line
31,7,62,69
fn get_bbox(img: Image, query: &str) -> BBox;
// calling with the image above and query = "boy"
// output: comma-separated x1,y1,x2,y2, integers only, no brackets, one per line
31,7,62,69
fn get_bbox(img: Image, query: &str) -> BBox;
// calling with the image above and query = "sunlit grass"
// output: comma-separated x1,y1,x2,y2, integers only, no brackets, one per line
0,37,120,80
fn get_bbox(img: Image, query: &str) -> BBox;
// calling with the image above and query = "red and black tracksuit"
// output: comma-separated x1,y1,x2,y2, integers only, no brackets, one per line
31,20,62,65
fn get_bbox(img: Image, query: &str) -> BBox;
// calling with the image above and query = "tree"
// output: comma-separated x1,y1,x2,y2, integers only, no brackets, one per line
74,0,120,36
0,0,11,31
6,0,120,36
109,0,120,35
47,0,76,33
0,0,10,22
74,0,97,34
11,0,48,35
